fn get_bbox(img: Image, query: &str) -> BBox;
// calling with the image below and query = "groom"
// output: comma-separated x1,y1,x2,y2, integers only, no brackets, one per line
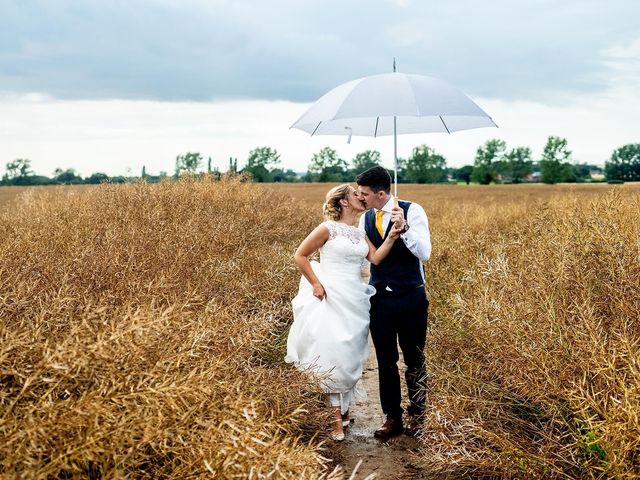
356,166,431,440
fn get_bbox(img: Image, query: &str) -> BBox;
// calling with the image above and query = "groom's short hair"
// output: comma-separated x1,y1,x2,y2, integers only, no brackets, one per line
355,166,391,194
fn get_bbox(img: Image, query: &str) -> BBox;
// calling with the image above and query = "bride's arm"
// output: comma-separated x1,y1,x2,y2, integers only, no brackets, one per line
366,224,402,265
294,225,330,300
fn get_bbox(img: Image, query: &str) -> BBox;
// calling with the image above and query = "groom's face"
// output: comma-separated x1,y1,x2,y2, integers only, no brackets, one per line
357,186,386,210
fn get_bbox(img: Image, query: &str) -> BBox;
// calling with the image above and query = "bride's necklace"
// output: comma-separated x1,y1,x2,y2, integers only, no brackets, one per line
335,220,356,228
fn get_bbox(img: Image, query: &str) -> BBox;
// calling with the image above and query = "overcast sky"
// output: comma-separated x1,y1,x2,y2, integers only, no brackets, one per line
1,0,639,176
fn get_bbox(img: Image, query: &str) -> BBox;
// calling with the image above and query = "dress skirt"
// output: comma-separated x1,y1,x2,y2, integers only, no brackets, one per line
285,260,375,413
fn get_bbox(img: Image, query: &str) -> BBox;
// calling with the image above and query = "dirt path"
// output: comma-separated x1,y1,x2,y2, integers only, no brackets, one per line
334,337,430,479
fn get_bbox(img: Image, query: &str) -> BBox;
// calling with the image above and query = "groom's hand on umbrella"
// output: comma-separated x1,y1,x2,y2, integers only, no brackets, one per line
391,206,406,229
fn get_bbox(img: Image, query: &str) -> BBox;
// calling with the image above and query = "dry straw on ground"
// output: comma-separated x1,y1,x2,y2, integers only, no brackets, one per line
423,187,640,479
2,180,639,479
0,178,340,479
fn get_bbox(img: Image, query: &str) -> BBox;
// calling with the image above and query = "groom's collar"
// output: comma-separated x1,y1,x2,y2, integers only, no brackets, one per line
377,195,395,213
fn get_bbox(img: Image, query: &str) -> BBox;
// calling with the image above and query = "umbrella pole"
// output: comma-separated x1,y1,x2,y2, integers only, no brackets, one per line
393,115,398,199
393,58,398,200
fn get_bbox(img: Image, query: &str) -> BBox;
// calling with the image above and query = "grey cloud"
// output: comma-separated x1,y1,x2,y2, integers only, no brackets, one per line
0,0,638,102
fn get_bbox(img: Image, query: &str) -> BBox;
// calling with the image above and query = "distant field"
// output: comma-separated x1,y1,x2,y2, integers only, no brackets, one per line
266,181,640,207
0,185,91,210
0,186,31,207
4,181,637,209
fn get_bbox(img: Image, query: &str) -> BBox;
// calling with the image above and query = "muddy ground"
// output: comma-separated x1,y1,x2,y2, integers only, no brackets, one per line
332,338,431,479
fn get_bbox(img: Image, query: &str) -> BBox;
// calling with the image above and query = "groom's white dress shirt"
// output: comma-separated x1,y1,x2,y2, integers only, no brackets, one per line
358,195,432,282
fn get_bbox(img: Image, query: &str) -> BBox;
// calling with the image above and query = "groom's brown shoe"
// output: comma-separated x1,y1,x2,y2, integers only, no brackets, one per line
374,416,403,440
404,414,423,437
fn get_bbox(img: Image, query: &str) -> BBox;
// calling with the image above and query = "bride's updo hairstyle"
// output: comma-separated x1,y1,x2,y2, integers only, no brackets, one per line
323,184,351,221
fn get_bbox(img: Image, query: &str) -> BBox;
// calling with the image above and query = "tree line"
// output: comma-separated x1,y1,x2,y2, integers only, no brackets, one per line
2,137,638,186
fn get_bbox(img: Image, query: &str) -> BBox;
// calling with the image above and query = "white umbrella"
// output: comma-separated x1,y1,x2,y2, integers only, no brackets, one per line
291,68,497,196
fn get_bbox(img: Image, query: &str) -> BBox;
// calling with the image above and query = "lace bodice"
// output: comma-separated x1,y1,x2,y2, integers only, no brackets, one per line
319,221,369,269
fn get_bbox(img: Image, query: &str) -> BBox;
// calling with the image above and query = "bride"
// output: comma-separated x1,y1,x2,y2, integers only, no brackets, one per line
285,184,400,441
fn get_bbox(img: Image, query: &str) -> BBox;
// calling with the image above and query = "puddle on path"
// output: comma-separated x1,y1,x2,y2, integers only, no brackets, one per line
334,338,431,480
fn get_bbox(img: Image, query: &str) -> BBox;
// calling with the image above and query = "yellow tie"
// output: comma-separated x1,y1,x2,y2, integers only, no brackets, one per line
375,209,385,238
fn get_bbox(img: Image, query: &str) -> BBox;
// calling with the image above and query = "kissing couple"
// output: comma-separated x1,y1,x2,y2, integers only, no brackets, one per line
285,166,431,441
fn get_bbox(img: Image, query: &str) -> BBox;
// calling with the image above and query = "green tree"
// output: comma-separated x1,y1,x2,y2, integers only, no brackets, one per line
2,158,33,184
175,152,203,176
306,147,349,182
540,136,573,184
53,168,83,184
351,150,382,176
141,165,147,179
227,157,238,174
243,146,281,182
472,139,506,184
570,163,598,182
30,176,54,185
502,147,533,183
453,165,474,185
271,168,299,182
86,172,110,184
404,145,447,183
394,157,408,184
605,144,640,181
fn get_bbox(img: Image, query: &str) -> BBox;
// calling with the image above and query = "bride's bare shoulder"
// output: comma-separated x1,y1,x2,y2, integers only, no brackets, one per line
318,220,338,238
313,222,333,237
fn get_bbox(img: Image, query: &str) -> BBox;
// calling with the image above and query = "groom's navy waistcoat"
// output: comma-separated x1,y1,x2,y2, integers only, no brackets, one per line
365,200,424,293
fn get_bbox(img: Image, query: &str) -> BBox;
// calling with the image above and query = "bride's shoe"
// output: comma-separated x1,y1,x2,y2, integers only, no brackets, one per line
341,410,351,428
330,408,345,441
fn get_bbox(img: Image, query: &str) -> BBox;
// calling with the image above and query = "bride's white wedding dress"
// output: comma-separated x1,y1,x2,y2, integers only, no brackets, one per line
285,220,375,413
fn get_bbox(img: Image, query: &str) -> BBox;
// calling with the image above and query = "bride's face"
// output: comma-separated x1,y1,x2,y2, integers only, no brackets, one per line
345,187,366,213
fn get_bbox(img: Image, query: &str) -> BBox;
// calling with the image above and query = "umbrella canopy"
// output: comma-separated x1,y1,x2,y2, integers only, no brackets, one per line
291,71,497,196
292,72,497,137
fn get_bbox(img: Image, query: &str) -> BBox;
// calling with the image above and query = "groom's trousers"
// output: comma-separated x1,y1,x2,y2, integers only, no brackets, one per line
369,285,428,419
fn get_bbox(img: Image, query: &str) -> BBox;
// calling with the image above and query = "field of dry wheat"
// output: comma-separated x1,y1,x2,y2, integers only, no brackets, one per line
1,180,639,479
401,183,639,479
0,186,33,210
0,179,338,479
